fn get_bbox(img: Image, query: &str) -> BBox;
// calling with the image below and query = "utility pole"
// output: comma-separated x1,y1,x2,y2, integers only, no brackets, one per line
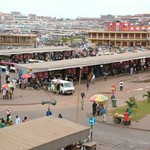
76,67,82,123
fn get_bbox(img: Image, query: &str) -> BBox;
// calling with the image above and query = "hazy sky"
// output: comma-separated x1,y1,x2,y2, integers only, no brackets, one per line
0,0,149,18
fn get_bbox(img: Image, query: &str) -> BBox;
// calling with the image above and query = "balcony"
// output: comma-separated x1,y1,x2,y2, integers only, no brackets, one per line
135,36,140,39
122,37,128,39
128,37,134,39
115,36,121,38
104,36,109,39
98,36,103,38
89,36,96,39
110,36,115,39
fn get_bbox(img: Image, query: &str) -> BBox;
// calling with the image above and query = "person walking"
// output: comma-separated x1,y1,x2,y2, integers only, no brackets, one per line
101,107,107,122
13,78,17,88
119,80,124,91
80,90,86,110
91,74,95,84
104,72,108,81
6,75,10,84
18,78,22,89
86,81,90,91
2,88,6,99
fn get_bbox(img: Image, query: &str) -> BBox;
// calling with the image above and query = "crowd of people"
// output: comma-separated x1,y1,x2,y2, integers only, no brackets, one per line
92,101,107,122
113,108,132,126
78,75,129,125
0,108,27,128
0,106,63,129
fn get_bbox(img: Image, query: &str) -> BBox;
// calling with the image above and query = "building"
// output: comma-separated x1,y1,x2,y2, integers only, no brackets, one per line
0,13,12,21
0,34,37,49
77,17,100,21
88,21,150,47
108,21,131,31
108,21,150,31
13,15,28,21
11,11,21,16
88,30,150,47
101,14,115,21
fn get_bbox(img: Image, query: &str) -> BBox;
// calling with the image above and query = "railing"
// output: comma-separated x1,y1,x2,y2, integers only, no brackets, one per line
89,36,148,40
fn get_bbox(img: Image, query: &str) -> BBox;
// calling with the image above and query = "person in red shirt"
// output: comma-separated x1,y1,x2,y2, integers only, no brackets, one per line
123,110,131,125
22,116,27,122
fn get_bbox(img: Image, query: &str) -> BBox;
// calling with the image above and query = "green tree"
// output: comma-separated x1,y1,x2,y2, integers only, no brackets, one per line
61,37,69,43
125,96,137,109
143,91,150,102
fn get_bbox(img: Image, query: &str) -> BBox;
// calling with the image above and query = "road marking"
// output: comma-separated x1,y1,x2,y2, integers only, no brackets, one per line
145,86,150,89
133,88,144,91
96,138,137,150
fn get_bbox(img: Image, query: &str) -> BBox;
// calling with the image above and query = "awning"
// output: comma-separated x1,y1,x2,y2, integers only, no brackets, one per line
15,51,150,73
0,46,74,56
0,116,90,150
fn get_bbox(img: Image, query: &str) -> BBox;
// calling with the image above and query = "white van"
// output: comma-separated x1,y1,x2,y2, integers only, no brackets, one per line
51,79,75,95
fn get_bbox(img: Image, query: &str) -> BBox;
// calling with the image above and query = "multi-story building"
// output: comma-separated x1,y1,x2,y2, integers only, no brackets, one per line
0,13,12,21
13,15,28,21
0,34,37,49
88,30,150,47
88,21,150,47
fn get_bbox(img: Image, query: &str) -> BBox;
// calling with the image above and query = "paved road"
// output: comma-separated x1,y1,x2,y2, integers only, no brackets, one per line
0,71,150,149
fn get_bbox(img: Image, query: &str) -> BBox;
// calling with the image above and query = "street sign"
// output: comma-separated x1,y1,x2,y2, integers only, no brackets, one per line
89,117,96,125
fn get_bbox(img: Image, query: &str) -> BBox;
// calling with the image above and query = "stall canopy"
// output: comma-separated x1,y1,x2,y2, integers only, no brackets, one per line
0,116,90,150
0,46,74,56
15,51,150,73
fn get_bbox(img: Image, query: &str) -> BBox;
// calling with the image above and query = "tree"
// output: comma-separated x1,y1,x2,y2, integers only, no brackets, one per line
143,91,150,102
125,96,137,109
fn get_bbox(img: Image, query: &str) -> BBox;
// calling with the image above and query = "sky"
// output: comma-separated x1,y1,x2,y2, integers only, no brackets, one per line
0,0,149,19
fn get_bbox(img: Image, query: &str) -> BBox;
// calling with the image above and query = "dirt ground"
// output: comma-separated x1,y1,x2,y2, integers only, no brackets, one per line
0,71,150,123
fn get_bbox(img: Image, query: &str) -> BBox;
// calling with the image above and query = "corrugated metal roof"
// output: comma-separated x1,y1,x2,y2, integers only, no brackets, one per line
0,116,90,150
0,46,74,55
15,51,150,73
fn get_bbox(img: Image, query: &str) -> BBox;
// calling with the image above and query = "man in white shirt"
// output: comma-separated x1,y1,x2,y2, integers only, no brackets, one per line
119,81,124,91
15,115,21,124
6,76,10,84
6,70,9,76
